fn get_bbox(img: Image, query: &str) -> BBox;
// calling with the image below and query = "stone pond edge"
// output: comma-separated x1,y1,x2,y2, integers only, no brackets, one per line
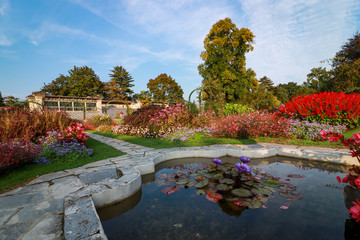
64,144,355,240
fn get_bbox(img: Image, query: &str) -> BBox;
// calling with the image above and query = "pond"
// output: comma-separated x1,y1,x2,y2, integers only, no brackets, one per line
97,156,360,240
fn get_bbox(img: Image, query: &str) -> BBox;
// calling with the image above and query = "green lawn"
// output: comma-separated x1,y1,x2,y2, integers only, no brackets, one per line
0,137,125,193
89,128,360,149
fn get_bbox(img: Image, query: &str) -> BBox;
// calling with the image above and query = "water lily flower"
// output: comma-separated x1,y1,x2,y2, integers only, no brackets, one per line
240,156,251,163
349,199,360,222
212,158,222,165
336,176,341,183
235,162,251,174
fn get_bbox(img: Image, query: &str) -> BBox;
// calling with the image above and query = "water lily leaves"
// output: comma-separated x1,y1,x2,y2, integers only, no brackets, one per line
231,188,252,197
195,179,209,188
176,179,189,185
185,181,195,187
263,179,280,187
190,173,201,178
204,173,215,179
245,181,259,187
196,189,206,195
161,185,180,195
253,187,273,196
216,184,230,191
195,176,205,182
208,168,217,173
220,178,234,185
287,174,305,179
247,200,262,209
213,174,224,180
206,192,223,203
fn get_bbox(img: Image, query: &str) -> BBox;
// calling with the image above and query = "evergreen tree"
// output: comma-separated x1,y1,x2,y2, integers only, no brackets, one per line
0,91,5,107
105,66,134,101
147,73,184,104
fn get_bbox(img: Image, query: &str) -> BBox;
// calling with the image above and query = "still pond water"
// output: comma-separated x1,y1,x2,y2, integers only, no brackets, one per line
98,156,359,240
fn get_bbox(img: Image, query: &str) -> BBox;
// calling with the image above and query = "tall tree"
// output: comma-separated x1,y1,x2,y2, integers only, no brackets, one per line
0,91,5,107
105,66,134,100
305,67,334,92
4,95,20,107
41,66,104,97
198,17,256,103
259,76,275,92
147,73,184,104
332,32,360,68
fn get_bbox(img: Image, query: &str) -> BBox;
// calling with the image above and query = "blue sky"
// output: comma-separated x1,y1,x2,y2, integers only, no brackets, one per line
1,0,359,100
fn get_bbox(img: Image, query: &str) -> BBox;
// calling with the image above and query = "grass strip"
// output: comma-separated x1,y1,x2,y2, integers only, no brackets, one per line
0,137,125,193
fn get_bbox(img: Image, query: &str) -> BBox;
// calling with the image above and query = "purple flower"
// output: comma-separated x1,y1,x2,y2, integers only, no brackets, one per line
235,162,251,174
240,156,251,163
212,158,222,165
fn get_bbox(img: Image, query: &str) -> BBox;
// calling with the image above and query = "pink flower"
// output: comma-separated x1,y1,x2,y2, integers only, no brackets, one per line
353,133,360,144
349,199,360,222
355,177,360,189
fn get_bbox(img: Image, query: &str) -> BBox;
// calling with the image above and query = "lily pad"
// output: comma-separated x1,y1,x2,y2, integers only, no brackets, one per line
195,179,209,188
231,188,252,197
216,183,230,191
254,187,273,196
206,192,223,203
185,181,195,187
195,189,206,195
247,200,262,209
208,168,217,173
190,173,201,178
263,179,280,186
220,178,234,185
245,181,259,187
161,185,180,195
176,179,189,185
213,174,224,180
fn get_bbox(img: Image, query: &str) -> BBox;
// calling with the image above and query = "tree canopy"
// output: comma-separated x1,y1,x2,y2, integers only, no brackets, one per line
41,66,104,97
198,17,256,103
0,92,5,107
104,66,134,101
147,73,184,104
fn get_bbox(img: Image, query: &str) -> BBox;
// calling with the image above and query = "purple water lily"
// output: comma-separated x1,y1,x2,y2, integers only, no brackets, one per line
240,156,251,163
212,158,222,165
235,162,251,174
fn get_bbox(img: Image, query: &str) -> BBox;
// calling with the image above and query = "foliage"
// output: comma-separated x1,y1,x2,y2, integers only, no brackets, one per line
333,32,360,68
37,131,92,164
104,66,134,101
211,111,291,139
289,120,347,141
88,114,113,127
198,17,256,103
0,107,72,143
162,127,212,143
0,91,4,107
278,92,360,128
190,110,219,128
223,103,253,116
3,95,20,107
0,140,41,173
333,59,360,92
41,66,104,97
149,104,193,133
123,105,164,128
322,130,360,222
112,125,159,138
133,90,152,106
147,73,184,104
305,67,334,92
57,121,89,144
95,125,113,133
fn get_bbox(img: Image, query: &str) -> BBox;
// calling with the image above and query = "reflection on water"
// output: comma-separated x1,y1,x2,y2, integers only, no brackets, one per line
97,156,357,240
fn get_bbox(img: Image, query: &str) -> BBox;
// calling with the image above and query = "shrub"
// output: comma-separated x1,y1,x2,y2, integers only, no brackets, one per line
211,111,291,139
0,107,72,143
223,103,253,116
149,104,193,133
96,125,113,133
289,120,347,141
278,92,360,128
0,139,42,172
124,105,164,128
191,110,219,128
89,114,113,127
111,124,164,138
57,122,89,144
37,131,93,163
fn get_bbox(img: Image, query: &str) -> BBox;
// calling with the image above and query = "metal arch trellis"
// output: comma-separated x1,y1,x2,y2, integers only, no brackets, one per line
188,86,220,114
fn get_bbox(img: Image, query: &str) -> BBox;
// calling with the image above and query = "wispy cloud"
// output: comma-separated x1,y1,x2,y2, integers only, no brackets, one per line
0,0,9,16
241,0,360,84
0,32,11,46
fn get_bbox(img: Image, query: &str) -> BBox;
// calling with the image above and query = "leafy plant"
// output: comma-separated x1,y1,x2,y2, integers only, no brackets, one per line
212,111,291,139
89,114,113,127
223,103,253,116
162,127,212,143
123,105,164,128
289,120,347,141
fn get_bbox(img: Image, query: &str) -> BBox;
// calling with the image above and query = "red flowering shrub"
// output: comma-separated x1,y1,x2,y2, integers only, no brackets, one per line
0,139,42,172
124,105,164,128
212,111,291,139
278,92,360,128
0,107,72,143
149,104,193,133
58,122,89,144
